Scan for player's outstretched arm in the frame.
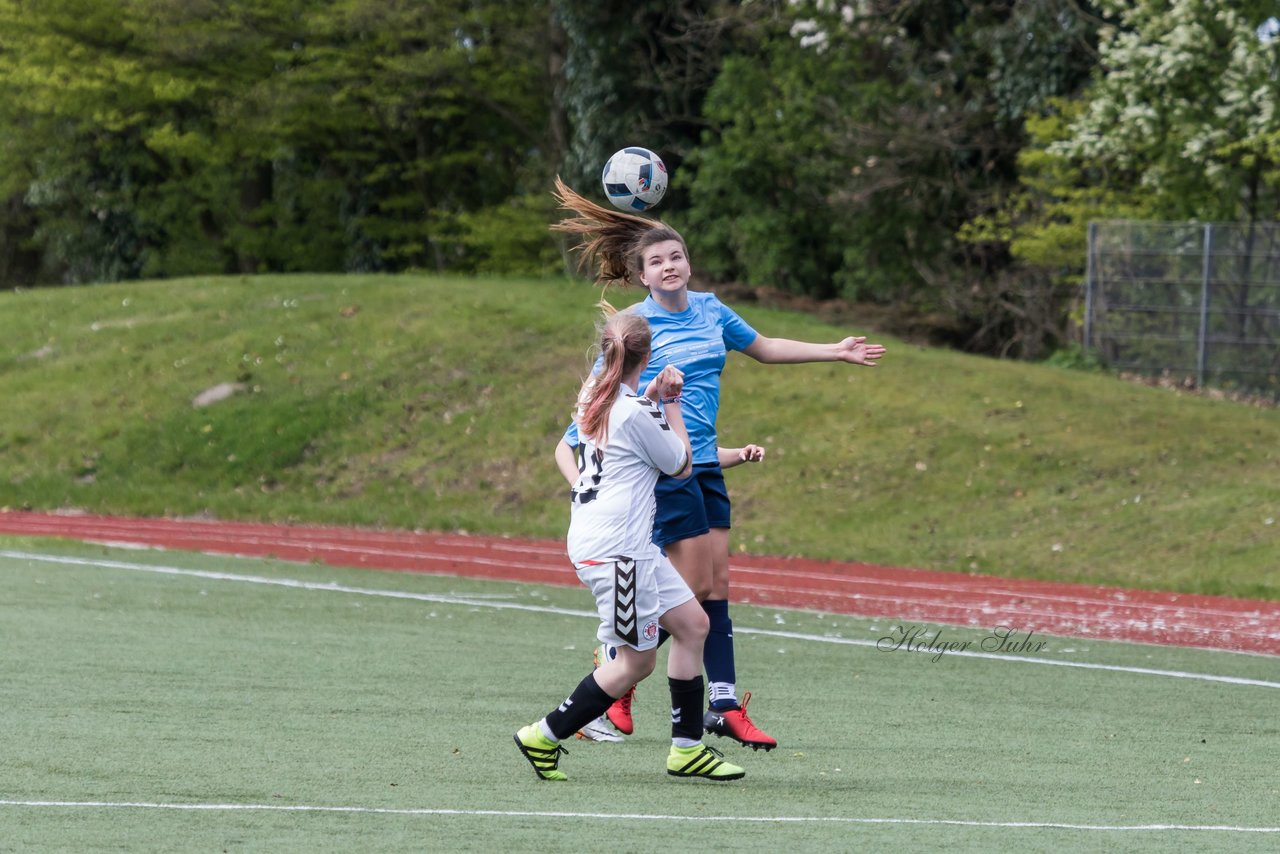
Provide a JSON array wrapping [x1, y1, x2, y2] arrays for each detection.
[[742, 334, 886, 366], [718, 444, 765, 470]]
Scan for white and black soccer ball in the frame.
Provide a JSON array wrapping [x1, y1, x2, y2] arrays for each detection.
[[601, 147, 668, 213]]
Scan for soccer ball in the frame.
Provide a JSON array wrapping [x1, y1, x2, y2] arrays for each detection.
[[601, 147, 668, 212]]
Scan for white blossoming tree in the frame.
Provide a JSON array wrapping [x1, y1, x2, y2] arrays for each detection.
[[1055, 0, 1280, 223]]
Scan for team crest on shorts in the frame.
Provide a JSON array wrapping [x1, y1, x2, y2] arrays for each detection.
[[642, 620, 660, 641]]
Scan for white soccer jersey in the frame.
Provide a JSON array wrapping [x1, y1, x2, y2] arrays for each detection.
[[566, 387, 688, 564]]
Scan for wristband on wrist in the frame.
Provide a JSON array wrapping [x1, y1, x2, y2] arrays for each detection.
[[660, 395, 681, 405]]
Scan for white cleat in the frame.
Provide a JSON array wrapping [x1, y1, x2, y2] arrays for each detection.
[[575, 714, 625, 743]]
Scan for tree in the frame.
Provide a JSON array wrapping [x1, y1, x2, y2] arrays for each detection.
[[681, 3, 923, 300], [0, 0, 162, 282], [1055, 0, 1280, 224], [552, 0, 738, 207], [959, 97, 1155, 356], [0, 0, 555, 285], [681, 0, 1097, 310], [1048, 1, 1280, 350], [277, 0, 553, 272]]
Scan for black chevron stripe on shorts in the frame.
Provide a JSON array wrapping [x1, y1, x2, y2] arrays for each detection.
[[611, 556, 638, 645]]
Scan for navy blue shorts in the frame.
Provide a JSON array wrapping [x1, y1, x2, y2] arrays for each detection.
[[652, 463, 731, 547]]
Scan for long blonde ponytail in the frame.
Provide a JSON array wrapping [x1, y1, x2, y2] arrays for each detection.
[[575, 311, 651, 448]]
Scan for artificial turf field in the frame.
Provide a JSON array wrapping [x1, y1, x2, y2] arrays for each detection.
[[2, 537, 1277, 852]]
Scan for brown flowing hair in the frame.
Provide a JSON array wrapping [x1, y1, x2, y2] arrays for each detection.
[[551, 177, 689, 309], [575, 311, 651, 448]]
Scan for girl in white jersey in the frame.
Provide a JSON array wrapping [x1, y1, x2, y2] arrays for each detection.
[[514, 311, 747, 782], [551, 178, 886, 751]]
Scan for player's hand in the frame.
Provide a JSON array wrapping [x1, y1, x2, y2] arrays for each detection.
[[648, 364, 684, 401], [834, 336, 886, 366], [738, 444, 765, 463], [643, 365, 680, 401]]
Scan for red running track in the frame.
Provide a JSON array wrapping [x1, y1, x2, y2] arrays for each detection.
[[2, 510, 1277, 656]]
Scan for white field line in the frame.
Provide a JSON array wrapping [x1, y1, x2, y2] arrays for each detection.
[[0, 800, 1276, 834], [4, 549, 1278, 691], [44, 522, 1272, 617], [25, 542, 1278, 669], [20, 522, 1280, 632], [19, 517, 1270, 618], [72, 540, 1280, 657], [74, 535, 1279, 644]]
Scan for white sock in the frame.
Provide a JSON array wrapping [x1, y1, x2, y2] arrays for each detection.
[[538, 719, 558, 743], [672, 737, 700, 749], [708, 681, 737, 708]]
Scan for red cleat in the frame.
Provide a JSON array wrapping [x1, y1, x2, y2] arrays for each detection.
[[594, 644, 636, 735], [703, 691, 777, 751], [606, 684, 635, 735]]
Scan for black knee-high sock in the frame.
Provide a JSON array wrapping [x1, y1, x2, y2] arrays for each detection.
[[669, 675, 705, 742], [544, 672, 617, 741]]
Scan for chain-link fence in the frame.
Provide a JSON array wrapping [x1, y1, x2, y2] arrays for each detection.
[[1084, 221, 1280, 398]]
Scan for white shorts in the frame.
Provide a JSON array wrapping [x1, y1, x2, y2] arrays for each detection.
[[574, 554, 695, 651]]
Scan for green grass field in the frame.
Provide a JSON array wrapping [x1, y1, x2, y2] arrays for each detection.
[[3, 537, 1277, 852], [1, 273, 1277, 600]]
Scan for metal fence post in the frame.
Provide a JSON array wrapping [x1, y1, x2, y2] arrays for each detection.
[[1196, 223, 1213, 388], [1084, 221, 1097, 352]]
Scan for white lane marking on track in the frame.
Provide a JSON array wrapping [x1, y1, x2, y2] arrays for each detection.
[[16, 523, 570, 574], [27, 519, 1273, 614], [740, 588, 1280, 650], [4, 549, 1277, 690], [0, 800, 1276, 833], [20, 523, 1280, 638], [61, 534, 1280, 653], [737, 573, 1278, 619]]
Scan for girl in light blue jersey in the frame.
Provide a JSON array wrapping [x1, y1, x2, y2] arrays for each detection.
[[552, 179, 886, 750]]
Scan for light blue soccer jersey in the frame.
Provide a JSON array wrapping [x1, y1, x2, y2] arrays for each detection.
[[564, 291, 758, 465]]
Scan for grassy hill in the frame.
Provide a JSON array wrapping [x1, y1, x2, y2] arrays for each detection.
[[1, 273, 1277, 599]]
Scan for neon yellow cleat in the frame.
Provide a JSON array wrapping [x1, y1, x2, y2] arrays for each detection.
[[666, 743, 745, 781], [514, 724, 568, 781]]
